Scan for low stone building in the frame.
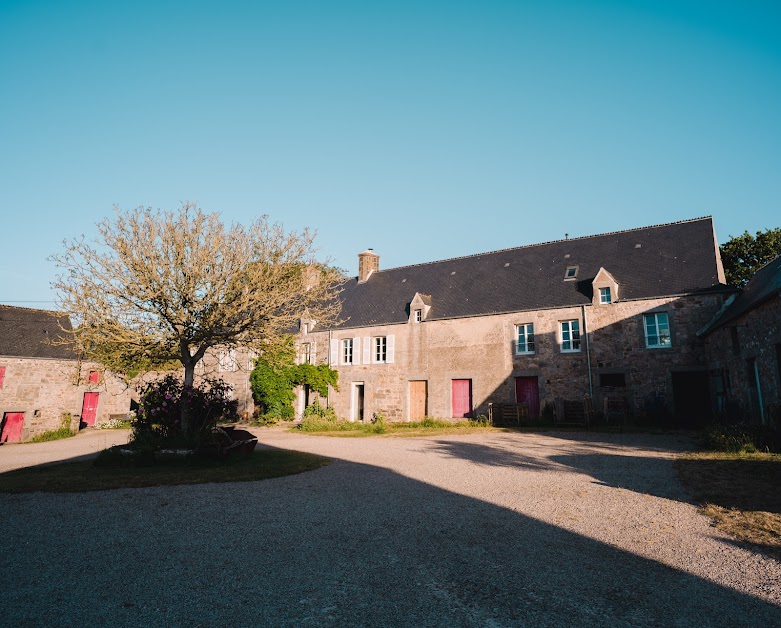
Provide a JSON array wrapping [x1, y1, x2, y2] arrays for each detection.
[[699, 254, 781, 424], [296, 217, 731, 427], [0, 306, 131, 442]]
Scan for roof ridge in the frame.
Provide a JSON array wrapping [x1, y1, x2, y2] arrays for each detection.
[[0, 304, 62, 316], [375, 216, 714, 273]]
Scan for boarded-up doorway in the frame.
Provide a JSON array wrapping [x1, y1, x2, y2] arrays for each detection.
[[409, 381, 428, 420], [515, 376, 540, 418], [452, 379, 472, 418], [81, 392, 100, 427], [1, 412, 25, 443]]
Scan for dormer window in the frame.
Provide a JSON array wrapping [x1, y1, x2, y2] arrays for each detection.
[[408, 293, 432, 323], [592, 267, 619, 306], [564, 266, 578, 280]]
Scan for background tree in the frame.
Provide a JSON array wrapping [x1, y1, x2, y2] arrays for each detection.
[[720, 228, 781, 287], [51, 203, 343, 432]]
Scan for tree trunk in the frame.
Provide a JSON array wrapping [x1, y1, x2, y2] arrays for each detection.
[[181, 354, 196, 437]]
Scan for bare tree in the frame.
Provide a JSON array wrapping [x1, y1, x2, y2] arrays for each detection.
[[51, 203, 343, 431]]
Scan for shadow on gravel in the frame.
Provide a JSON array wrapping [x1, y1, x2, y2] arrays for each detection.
[[427, 439, 691, 503], [541, 430, 698, 453], [549, 453, 691, 502], [426, 439, 561, 472], [1, 446, 779, 626]]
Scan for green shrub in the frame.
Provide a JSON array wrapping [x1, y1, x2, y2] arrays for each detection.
[[132, 375, 239, 450], [29, 427, 75, 443], [420, 417, 451, 428], [299, 401, 346, 432], [705, 423, 781, 454], [372, 412, 387, 434]]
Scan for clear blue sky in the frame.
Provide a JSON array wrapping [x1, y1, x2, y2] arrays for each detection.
[[1, 0, 779, 307]]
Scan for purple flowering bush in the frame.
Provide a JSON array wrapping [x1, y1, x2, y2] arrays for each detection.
[[132, 374, 239, 450]]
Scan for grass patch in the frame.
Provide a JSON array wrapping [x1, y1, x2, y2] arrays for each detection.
[[0, 448, 330, 493], [297, 416, 495, 437], [28, 427, 75, 443], [675, 451, 781, 559]]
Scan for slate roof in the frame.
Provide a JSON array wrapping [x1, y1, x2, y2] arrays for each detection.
[[699, 254, 781, 335], [332, 217, 726, 330], [0, 306, 77, 359]]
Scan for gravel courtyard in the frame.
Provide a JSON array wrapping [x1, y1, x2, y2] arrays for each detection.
[[1, 430, 780, 626]]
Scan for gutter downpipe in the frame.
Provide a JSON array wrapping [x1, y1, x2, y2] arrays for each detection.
[[582, 305, 594, 401], [327, 330, 333, 409]]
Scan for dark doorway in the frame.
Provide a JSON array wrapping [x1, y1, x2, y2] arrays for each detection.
[[353, 383, 365, 422], [671, 371, 712, 427]]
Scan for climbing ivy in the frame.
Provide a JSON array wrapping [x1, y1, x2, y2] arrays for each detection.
[[249, 337, 339, 420]]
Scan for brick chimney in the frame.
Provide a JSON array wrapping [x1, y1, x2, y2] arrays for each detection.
[[358, 249, 379, 283]]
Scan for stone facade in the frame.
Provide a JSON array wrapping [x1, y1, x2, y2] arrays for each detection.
[[300, 292, 726, 425], [703, 297, 781, 424], [0, 357, 132, 441]]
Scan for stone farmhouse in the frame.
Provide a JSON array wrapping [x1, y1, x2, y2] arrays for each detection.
[[0, 306, 131, 442], [700, 254, 781, 424], [295, 217, 733, 427]]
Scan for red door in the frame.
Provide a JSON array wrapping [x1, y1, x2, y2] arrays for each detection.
[[515, 377, 540, 418], [81, 392, 100, 426], [452, 379, 472, 418], [1, 412, 25, 443]]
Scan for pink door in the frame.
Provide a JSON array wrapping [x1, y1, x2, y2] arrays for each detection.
[[515, 377, 540, 418], [1, 412, 25, 443], [452, 379, 472, 418], [81, 392, 100, 426]]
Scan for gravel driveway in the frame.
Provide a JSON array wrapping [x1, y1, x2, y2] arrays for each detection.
[[1, 430, 779, 626]]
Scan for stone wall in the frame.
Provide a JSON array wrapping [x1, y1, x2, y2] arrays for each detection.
[[304, 292, 725, 425], [0, 357, 132, 441], [703, 297, 781, 424]]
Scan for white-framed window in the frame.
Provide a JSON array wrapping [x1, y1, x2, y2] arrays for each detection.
[[644, 313, 671, 348], [599, 287, 612, 304], [564, 266, 578, 280], [414, 309, 422, 323], [560, 320, 581, 352], [515, 323, 535, 354], [342, 338, 354, 365], [218, 349, 237, 372], [301, 342, 312, 364], [374, 336, 387, 363]]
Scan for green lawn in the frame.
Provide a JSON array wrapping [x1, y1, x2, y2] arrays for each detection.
[[0, 448, 330, 493]]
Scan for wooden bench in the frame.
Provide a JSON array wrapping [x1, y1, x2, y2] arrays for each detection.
[[488, 402, 529, 426]]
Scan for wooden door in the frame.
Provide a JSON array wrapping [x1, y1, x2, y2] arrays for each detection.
[[409, 381, 427, 420], [452, 379, 472, 418], [515, 377, 540, 418], [1, 412, 25, 443], [81, 392, 100, 426]]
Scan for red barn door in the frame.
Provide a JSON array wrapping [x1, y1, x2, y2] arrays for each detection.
[[81, 392, 100, 426], [452, 379, 472, 418], [1, 412, 25, 443], [515, 377, 540, 418]]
